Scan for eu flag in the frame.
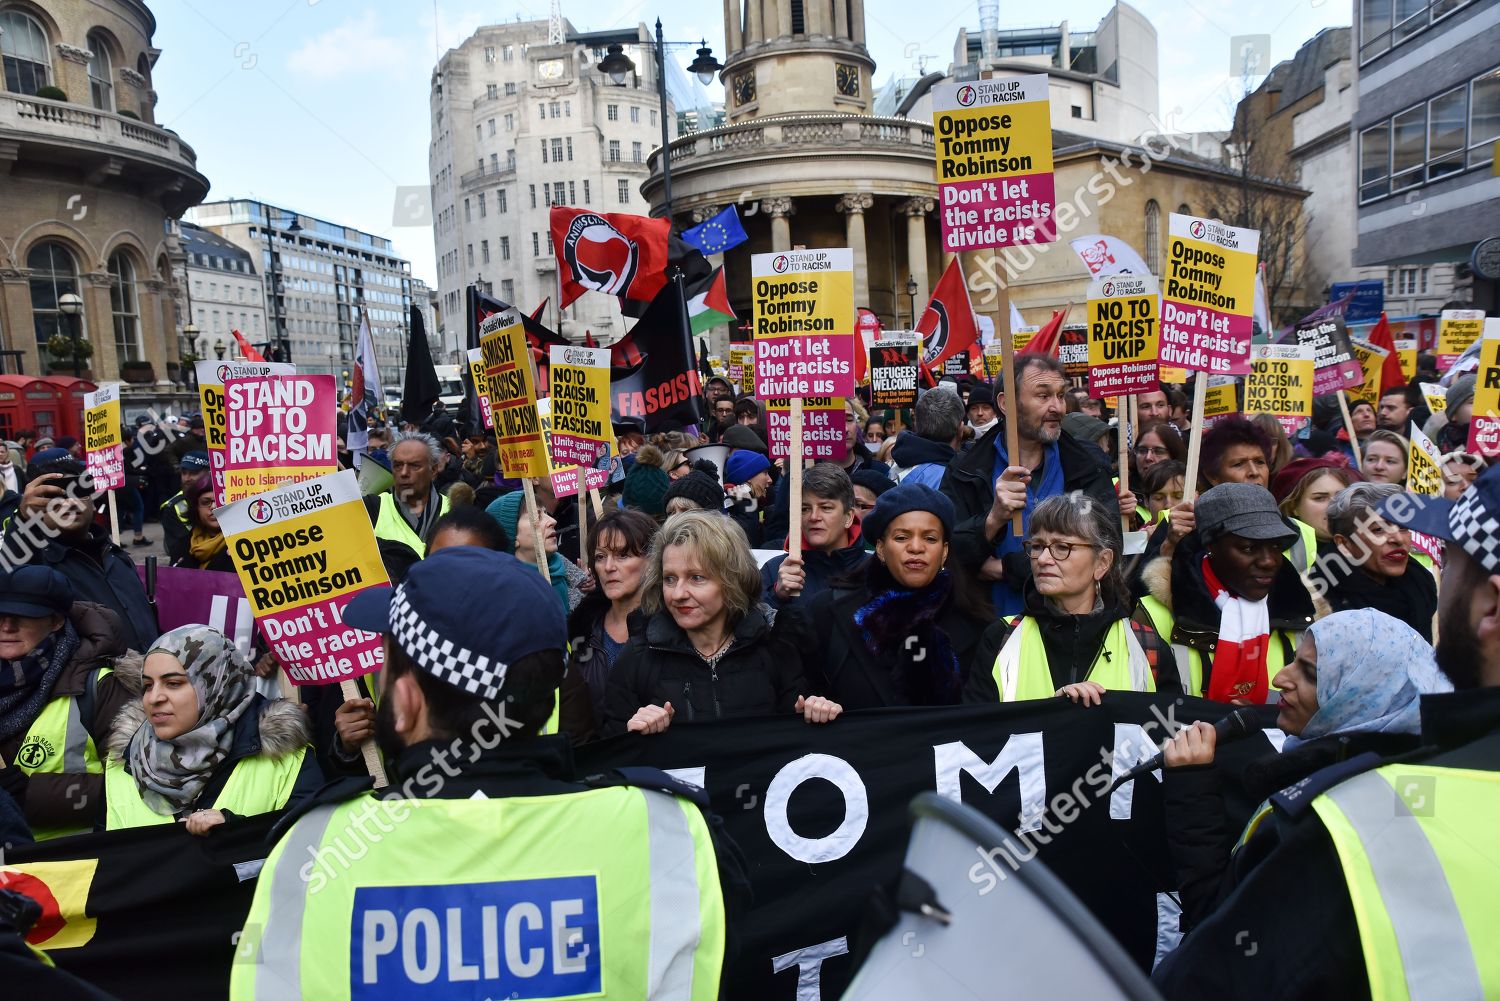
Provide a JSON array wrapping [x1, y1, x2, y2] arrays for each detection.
[[681, 205, 748, 255]]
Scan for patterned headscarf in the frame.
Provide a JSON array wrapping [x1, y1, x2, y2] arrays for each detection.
[[125, 625, 257, 816], [1292, 609, 1451, 745]]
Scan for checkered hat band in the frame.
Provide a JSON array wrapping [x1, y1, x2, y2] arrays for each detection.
[[388, 585, 507, 699], [1451, 490, 1500, 574]]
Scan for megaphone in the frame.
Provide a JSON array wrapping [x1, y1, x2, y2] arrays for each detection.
[[357, 451, 393, 496], [684, 444, 729, 486]]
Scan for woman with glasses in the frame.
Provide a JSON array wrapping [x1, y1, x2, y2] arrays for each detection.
[[1133, 422, 1186, 476], [966, 492, 1178, 704]]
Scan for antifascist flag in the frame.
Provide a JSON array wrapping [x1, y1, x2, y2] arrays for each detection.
[[686, 266, 736, 336], [681, 205, 748, 256], [550, 207, 670, 309], [400, 303, 442, 427], [611, 273, 704, 432], [1364, 312, 1408, 396], [918, 257, 981, 371]]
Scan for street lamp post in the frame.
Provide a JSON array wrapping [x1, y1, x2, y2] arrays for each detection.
[[183, 321, 200, 388], [213, 339, 226, 361], [597, 24, 721, 223], [57, 292, 84, 378], [904, 277, 920, 330], [260, 204, 302, 364]]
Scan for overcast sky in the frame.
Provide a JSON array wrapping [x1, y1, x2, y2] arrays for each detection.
[[150, 0, 1347, 290]]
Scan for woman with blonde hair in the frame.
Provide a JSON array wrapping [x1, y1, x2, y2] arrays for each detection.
[[1361, 429, 1409, 485], [602, 511, 839, 734]]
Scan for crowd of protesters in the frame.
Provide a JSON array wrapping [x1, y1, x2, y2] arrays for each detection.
[[0, 349, 1495, 1001]]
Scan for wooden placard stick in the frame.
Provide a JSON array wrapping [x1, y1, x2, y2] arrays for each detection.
[[1182, 378, 1209, 505], [1118, 394, 1132, 537], [987, 250, 1025, 536], [789, 397, 804, 562], [107, 490, 120, 547], [521, 477, 552, 585], [339, 678, 388, 788], [1337, 390, 1364, 473], [578, 479, 589, 569]]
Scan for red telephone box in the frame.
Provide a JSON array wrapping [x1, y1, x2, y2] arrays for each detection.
[[0, 375, 65, 443], [38, 376, 98, 442]]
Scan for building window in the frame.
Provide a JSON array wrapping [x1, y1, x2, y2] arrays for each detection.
[[505, 81, 516, 95], [28, 242, 80, 360], [540, 139, 548, 163], [497, 188, 508, 213], [1177, 203, 1191, 217], [464, 198, 472, 222], [505, 112, 514, 131], [549, 101, 560, 118], [1143, 200, 1161, 276], [467, 245, 474, 267], [552, 138, 563, 161], [1470, 67, 1500, 168], [568, 180, 575, 203], [530, 184, 537, 208], [607, 104, 619, 121], [538, 102, 545, 120], [608, 140, 621, 161], [543, 184, 552, 207], [566, 137, 573, 160], [500, 236, 511, 260], [632, 141, 643, 163], [630, 106, 640, 123], [481, 240, 490, 264], [650, 109, 656, 125], [501, 279, 514, 301], [503, 44, 514, 62], [507, 149, 516, 169], [1428, 85, 1467, 179], [565, 100, 571, 117], [488, 118, 496, 136], [583, 180, 591, 204], [490, 152, 500, 171], [618, 179, 630, 204], [532, 233, 540, 256], [1359, 0, 1475, 63], [484, 46, 496, 63], [1, 10, 52, 95], [476, 124, 483, 142], [546, 233, 553, 254], [487, 83, 498, 99], [478, 193, 487, 217], [1359, 123, 1391, 201], [86, 32, 114, 111]]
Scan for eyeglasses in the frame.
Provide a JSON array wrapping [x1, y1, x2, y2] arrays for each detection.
[[1135, 446, 1170, 457], [1022, 540, 1098, 561]]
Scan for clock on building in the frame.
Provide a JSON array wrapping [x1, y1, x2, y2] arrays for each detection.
[[836, 63, 859, 98], [732, 72, 756, 106], [537, 58, 565, 80]]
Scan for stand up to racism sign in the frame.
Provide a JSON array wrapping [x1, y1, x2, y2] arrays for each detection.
[[1160, 213, 1259, 376]]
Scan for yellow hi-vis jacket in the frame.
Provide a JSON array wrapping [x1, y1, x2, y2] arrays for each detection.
[[12, 667, 110, 840], [103, 748, 308, 829], [372, 492, 450, 557], [990, 616, 1156, 701]]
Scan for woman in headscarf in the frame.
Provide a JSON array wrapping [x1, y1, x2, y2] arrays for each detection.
[[1161, 608, 1446, 930], [172, 474, 233, 571], [104, 625, 321, 834]]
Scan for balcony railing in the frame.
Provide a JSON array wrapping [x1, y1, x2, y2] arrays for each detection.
[[0, 95, 199, 170], [647, 113, 935, 177], [459, 162, 517, 187]]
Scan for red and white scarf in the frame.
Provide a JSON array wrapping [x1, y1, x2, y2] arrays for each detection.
[[1200, 556, 1271, 704]]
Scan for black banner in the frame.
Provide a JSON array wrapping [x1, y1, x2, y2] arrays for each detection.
[[610, 275, 704, 432], [6, 696, 1272, 1000]]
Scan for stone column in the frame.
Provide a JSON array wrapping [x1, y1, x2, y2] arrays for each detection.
[[139, 278, 170, 379], [849, 0, 866, 44], [776, 0, 792, 37], [85, 272, 119, 381], [837, 192, 874, 308], [834, 0, 848, 39], [765, 197, 795, 251], [746, 0, 762, 45], [725, 0, 743, 51], [899, 197, 935, 315]]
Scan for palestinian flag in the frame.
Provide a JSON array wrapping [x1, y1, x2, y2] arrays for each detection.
[[686, 267, 735, 336]]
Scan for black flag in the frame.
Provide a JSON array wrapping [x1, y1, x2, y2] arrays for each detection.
[[399, 303, 441, 425], [610, 272, 705, 432]]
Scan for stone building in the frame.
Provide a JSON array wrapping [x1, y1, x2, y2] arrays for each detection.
[[176, 221, 266, 363], [0, 0, 207, 400]]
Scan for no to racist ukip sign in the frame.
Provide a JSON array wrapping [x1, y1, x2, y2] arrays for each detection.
[[932, 75, 1055, 251], [1244, 343, 1314, 437], [546, 345, 611, 466], [222, 373, 337, 503], [1160, 214, 1260, 376], [197, 360, 295, 505], [218, 470, 388, 685], [751, 249, 855, 400], [480, 308, 549, 478], [1086, 275, 1160, 396], [82, 383, 123, 491]]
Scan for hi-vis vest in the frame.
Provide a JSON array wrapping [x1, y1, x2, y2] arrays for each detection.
[[102, 748, 308, 830], [1310, 764, 1500, 1000], [230, 786, 726, 1001], [990, 617, 1155, 701], [1285, 518, 1318, 574], [1135, 597, 1298, 699], [372, 492, 450, 557], [12, 667, 110, 840]]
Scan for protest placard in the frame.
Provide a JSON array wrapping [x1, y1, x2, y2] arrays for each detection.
[[480, 308, 549, 478], [1159, 214, 1260, 376], [546, 345, 611, 466], [218, 470, 387, 685], [82, 383, 123, 491], [465, 347, 492, 429], [984, 343, 1005, 377], [1202, 376, 1239, 428], [751, 249, 855, 399], [1395, 337, 1417, 381], [765, 397, 846, 461], [1467, 320, 1500, 457], [1421, 382, 1448, 414], [197, 360, 295, 505], [1285, 314, 1362, 395], [943, 350, 972, 377], [728, 345, 755, 395], [1011, 325, 1039, 353], [1407, 422, 1447, 565], [869, 337, 920, 409], [931, 75, 1055, 252], [1086, 275, 1159, 396], [1437, 308, 1485, 368], [1329, 279, 1384, 324], [1159, 366, 1189, 384], [222, 373, 337, 503], [535, 397, 613, 499], [1348, 337, 1390, 406], [1244, 344, 1314, 437]]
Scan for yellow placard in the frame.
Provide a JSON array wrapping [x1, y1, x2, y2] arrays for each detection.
[[1086, 275, 1160, 396], [1394, 338, 1417, 382], [1244, 344, 1314, 426], [934, 94, 1055, 184], [1407, 423, 1444, 496], [1159, 366, 1189, 384], [1437, 309, 1485, 361], [547, 345, 612, 467], [1421, 382, 1448, 414], [466, 347, 492, 430], [1347, 337, 1390, 406], [480, 310, 548, 478], [751, 249, 856, 398], [1203, 377, 1238, 422], [728, 345, 755, 395]]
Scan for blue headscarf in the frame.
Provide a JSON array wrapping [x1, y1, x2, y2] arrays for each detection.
[[1288, 609, 1450, 747]]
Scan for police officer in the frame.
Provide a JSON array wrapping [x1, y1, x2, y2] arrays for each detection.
[[1154, 466, 1500, 999], [160, 450, 210, 565], [231, 547, 736, 1000]]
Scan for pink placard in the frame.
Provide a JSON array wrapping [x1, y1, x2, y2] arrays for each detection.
[[549, 465, 611, 499], [938, 175, 1058, 252], [1160, 305, 1255, 377], [765, 402, 847, 461]]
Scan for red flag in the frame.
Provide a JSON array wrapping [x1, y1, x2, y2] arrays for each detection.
[[1364, 312, 1407, 394], [230, 329, 264, 362], [917, 258, 980, 372], [530, 298, 549, 322], [1022, 309, 1067, 357], [549, 207, 670, 309], [854, 309, 882, 384], [584, 331, 597, 348], [609, 330, 643, 369]]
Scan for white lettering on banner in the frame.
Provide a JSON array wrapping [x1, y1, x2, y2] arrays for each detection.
[[772, 937, 850, 1001], [764, 754, 869, 863], [933, 735, 1046, 833], [1108, 723, 1161, 821]]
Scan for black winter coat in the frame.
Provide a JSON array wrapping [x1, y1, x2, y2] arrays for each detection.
[[940, 420, 1119, 577], [601, 604, 805, 735], [1306, 556, 1438, 641]]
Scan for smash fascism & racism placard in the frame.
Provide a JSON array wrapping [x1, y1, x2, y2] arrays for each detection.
[[480, 308, 549, 478]]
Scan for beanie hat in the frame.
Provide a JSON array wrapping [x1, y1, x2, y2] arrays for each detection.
[[725, 450, 771, 485], [850, 469, 896, 500], [663, 470, 726, 511], [721, 424, 768, 454], [861, 483, 955, 542], [485, 490, 524, 555], [621, 445, 670, 516], [1269, 455, 1355, 505], [966, 385, 995, 410], [1446, 373, 1477, 415]]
